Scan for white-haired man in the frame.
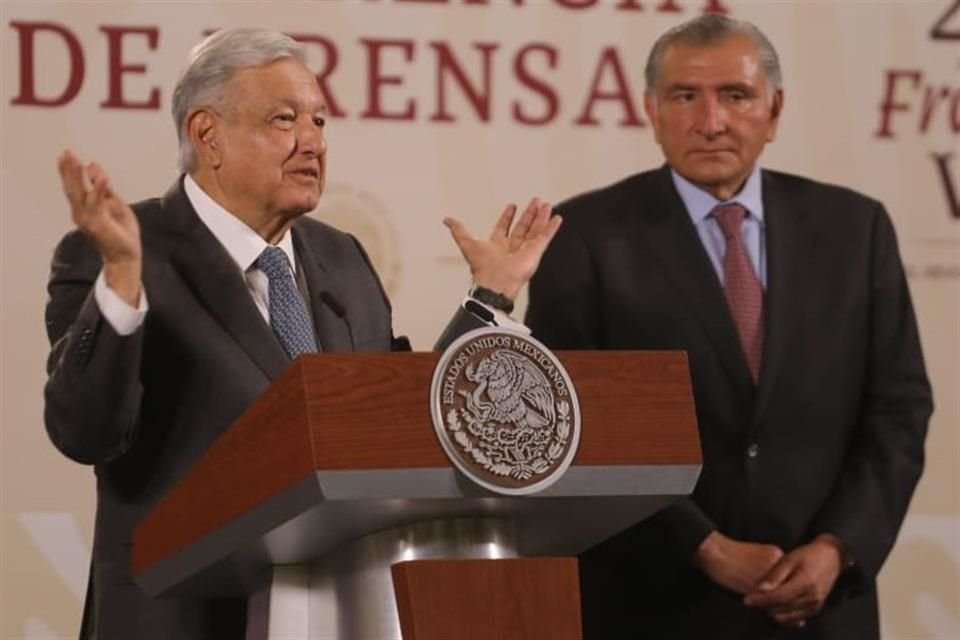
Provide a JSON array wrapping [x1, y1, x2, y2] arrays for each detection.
[[45, 28, 558, 638]]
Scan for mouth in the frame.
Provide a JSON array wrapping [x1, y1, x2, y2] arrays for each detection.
[[690, 148, 735, 155], [289, 167, 321, 181]]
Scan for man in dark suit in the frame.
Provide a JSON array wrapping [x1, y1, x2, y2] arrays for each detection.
[[44, 27, 559, 639], [526, 14, 932, 640]]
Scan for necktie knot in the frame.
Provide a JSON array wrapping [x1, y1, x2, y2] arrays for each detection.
[[712, 203, 747, 240], [255, 246, 293, 281]]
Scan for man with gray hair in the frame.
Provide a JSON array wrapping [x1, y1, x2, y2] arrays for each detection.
[[526, 13, 931, 639], [45, 27, 559, 638]]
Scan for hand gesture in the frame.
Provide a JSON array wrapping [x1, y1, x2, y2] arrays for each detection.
[[694, 530, 784, 595], [743, 534, 845, 629], [443, 197, 561, 302], [58, 150, 142, 305]]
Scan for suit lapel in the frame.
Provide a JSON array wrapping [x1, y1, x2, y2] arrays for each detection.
[[633, 167, 755, 402], [161, 181, 290, 380], [292, 224, 355, 352], [752, 172, 815, 426]]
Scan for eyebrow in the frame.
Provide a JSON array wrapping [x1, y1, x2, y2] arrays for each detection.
[[717, 83, 756, 93], [664, 82, 756, 94], [269, 98, 327, 113]]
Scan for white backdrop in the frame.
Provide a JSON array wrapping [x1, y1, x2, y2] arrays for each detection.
[[1, 1, 958, 638]]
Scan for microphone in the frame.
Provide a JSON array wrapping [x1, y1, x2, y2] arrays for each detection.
[[391, 336, 412, 352]]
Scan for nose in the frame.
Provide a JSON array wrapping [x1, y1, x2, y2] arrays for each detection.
[[297, 117, 326, 158], [694, 95, 726, 138]]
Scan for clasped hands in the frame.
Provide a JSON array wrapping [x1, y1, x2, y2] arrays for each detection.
[[694, 530, 846, 629]]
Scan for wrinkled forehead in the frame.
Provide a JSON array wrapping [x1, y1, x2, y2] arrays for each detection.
[[223, 59, 326, 111], [657, 35, 767, 88]]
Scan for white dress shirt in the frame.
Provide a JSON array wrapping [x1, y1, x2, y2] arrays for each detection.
[[95, 174, 297, 335]]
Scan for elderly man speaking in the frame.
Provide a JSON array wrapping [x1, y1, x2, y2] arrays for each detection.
[[44, 28, 559, 639]]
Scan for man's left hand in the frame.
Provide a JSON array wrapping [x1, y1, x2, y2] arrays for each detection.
[[444, 198, 561, 302], [743, 534, 846, 628]]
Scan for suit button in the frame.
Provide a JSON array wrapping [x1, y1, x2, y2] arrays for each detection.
[[746, 443, 759, 459]]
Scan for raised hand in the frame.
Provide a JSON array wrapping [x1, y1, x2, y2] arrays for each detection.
[[443, 197, 562, 303], [58, 150, 142, 305]]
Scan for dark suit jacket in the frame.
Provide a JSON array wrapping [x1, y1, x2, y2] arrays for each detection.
[[526, 166, 932, 640], [43, 178, 482, 639]]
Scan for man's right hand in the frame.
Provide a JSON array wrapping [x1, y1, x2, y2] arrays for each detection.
[[58, 150, 142, 307], [694, 530, 784, 595]]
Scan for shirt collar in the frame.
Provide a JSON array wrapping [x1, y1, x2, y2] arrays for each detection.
[[671, 165, 765, 225], [183, 174, 296, 272]]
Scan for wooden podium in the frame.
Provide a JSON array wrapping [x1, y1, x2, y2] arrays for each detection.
[[132, 350, 700, 639]]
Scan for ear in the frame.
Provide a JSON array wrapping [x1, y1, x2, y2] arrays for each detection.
[[186, 108, 221, 169], [766, 88, 784, 142], [643, 91, 662, 144]]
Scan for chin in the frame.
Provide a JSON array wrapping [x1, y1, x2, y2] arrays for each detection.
[[685, 166, 740, 188], [283, 192, 322, 214]]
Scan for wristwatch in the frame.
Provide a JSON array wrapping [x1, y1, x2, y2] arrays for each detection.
[[468, 284, 514, 314]]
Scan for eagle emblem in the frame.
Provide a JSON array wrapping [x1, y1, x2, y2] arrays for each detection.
[[430, 328, 581, 495]]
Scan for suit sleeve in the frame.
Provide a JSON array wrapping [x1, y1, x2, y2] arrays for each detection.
[[809, 205, 932, 582], [44, 230, 145, 465]]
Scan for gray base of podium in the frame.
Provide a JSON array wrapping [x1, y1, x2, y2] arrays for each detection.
[[246, 518, 517, 640]]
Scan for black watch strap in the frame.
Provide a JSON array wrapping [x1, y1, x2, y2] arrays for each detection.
[[469, 285, 514, 314]]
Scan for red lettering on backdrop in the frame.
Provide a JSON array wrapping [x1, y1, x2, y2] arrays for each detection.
[[931, 153, 960, 218], [290, 34, 347, 117], [574, 47, 644, 127], [100, 26, 160, 109], [875, 70, 922, 138], [512, 43, 559, 126], [653, 0, 729, 13], [430, 42, 498, 122], [702, 0, 730, 12], [953, 91, 960, 131], [555, 0, 599, 9], [9, 21, 84, 107], [360, 38, 417, 120], [371, 0, 727, 9], [919, 84, 959, 133]]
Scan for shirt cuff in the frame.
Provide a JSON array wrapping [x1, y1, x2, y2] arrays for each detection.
[[94, 270, 148, 336], [464, 296, 530, 335]]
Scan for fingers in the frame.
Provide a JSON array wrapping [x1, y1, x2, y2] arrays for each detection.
[[772, 608, 813, 627], [508, 197, 542, 242], [755, 552, 799, 593], [490, 204, 517, 241], [443, 217, 474, 254], [58, 150, 89, 213], [528, 199, 553, 235], [530, 213, 563, 250], [87, 161, 113, 201]]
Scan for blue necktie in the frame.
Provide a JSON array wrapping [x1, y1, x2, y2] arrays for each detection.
[[255, 246, 317, 359]]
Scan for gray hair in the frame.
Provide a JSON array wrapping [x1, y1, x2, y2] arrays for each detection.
[[644, 14, 782, 93], [172, 28, 307, 173]]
